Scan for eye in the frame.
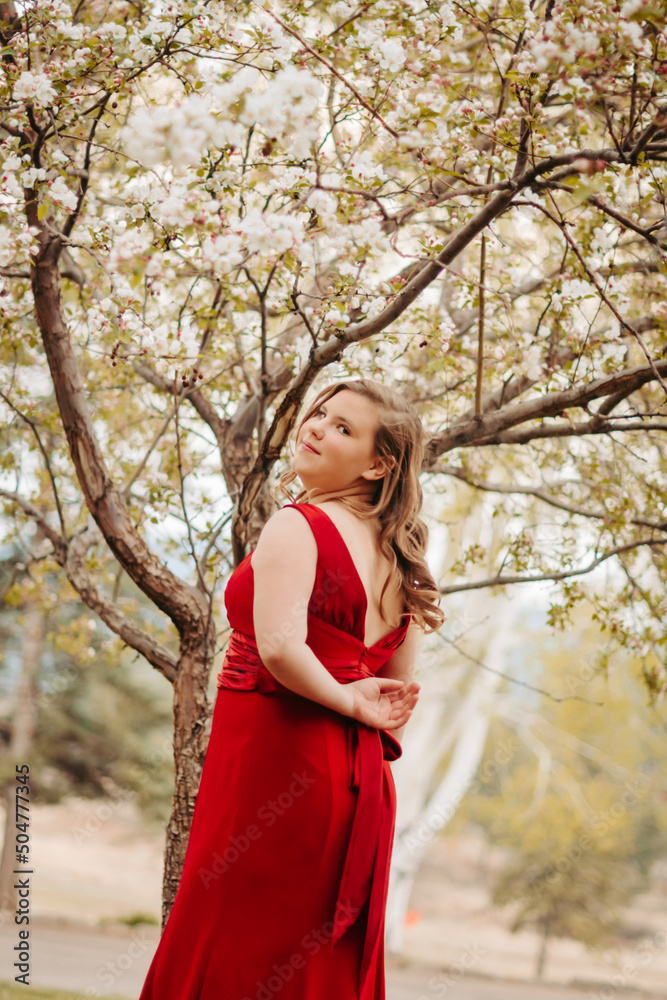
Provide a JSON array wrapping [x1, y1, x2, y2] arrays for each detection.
[[316, 408, 349, 434]]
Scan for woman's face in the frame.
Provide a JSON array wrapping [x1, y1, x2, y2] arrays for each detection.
[[293, 389, 390, 492]]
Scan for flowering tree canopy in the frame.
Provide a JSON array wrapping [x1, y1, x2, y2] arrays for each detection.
[[1, 0, 666, 918]]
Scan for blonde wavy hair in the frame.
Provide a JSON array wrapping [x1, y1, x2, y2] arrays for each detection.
[[275, 379, 445, 634]]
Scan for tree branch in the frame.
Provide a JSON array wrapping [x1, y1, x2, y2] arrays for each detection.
[[521, 197, 667, 402], [0, 489, 66, 558], [231, 138, 667, 555], [434, 465, 667, 532], [460, 418, 667, 447], [261, 6, 399, 141], [0, 490, 178, 680], [440, 539, 665, 596], [0, 390, 68, 539], [65, 519, 178, 681], [437, 632, 602, 705], [27, 224, 208, 638], [425, 359, 667, 459]]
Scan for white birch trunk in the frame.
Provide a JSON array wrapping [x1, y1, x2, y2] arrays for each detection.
[[385, 598, 516, 952]]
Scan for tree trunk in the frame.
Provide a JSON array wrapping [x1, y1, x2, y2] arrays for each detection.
[[385, 664, 500, 951], [385, 591, 516, 952], [535, 922, 550, 980], [160, 625, 216, 929], [28, 222, 215, 923], [0, 605, 43, 913]]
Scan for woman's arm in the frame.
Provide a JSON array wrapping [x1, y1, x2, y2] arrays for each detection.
[[252, 507, 355, 716], [374, 620, 419, 744], [252, 507, 418, 729]]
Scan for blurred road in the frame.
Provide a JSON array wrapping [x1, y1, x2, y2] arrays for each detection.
[[0, 918, 658, 999]]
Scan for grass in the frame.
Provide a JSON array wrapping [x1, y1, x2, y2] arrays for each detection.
[[0, 982, 127, 999]]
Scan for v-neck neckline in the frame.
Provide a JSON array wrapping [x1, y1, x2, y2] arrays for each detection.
[[307, 503, 408, 650]]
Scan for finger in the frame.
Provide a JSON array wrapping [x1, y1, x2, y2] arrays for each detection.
[[387, 700, 415, 724], [383, 680, 419, 702], [391, 687, 419, 709], [375, 678, 405, 692]]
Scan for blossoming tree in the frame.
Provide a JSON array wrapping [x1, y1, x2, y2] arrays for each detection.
[[1, 0, 666, 921]]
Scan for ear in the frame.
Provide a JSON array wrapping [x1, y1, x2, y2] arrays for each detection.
[[362, 454, 396, 481]]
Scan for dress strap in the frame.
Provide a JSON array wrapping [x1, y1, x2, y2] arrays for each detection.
[[281, 501, 340, 549]]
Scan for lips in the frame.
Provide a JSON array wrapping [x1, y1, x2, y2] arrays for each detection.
[[301, 440, 319, 454]]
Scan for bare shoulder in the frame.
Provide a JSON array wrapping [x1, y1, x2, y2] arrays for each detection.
[[317, 500, 378, 539], [253, 506, 317, 562]]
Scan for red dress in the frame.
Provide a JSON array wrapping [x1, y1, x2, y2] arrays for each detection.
[[139, 502, 411, 1000]]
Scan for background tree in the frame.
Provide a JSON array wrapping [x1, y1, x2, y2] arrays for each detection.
[[1, 0, 666, 924], [0, 551, 174, 910], [454, 618, 666, 979]]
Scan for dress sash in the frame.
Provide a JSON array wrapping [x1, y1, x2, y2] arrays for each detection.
[[216, 621, 402, 994]]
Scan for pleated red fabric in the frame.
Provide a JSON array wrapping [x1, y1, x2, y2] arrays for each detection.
[[139, 502, 411, 1000]]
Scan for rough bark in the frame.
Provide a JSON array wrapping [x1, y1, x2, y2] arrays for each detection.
[[161, 621, 215, 929], [28, 222, 215, 923]]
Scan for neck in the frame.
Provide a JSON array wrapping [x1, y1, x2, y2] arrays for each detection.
[[303, 482, 376, 506]]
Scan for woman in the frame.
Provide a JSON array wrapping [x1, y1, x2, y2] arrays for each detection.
[[139, 379, 444, 1000]]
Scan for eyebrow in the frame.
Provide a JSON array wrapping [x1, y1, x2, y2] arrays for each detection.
[[320, 402, 356, 431]]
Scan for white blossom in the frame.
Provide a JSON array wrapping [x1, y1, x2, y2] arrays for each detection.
[[236, 209, 306, 255], [306, 190, 338, 223], [330, 1, 355, 17], [49, 176, 77, 211], [523, 344, 543, 381], [96, 23, 127, 40], [124, 66, 322, 168], [601, 342, 626, 364], [375, 37, 406, 73], [0, 226, 16, 267], [152, 189, 195, 229], [19, 167, 47, 189], [356, 23, 382, 48], [620, 0, 651, 17], [438, 1, 464, 40], [438, 314, 456, 350], [348, 150, 386, 183], [561, 278, 595, 300], [53, 20, 85, 41], [123, 96, 226, 168], [201, 233, 244, 270], [13, 71, 57, 108]]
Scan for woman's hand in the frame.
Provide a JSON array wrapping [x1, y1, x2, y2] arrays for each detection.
[[344, 677, 420, 731]]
